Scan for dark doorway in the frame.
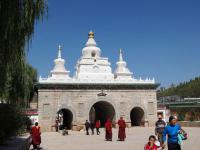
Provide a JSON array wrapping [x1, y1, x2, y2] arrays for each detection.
[[57, 109, 73, 129], [89, 101, 115, 127], [130, 107, 144, 126]]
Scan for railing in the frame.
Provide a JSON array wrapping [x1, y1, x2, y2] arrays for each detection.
[[158, 98, 200, 105]]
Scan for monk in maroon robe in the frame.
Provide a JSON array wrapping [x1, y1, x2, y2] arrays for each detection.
[[30, 122, 41, 149], [105, 118, 112, 141], [118, 117, 126, 141]]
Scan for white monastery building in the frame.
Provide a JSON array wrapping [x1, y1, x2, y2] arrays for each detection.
[[37, 31, 159, 131]]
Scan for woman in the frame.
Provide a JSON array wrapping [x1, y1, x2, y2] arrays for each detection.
[[162, 116, 181, 150], [144, 135, 158, 150]]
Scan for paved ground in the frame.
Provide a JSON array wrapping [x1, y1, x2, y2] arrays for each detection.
[[37, 127, 199, 150]]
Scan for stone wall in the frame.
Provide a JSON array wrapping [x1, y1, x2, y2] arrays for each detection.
[[170, 108, 200, 121], [178, 121, 200, 127], [38, 89, 157, 132]]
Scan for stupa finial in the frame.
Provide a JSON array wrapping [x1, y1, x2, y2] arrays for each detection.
[[88, 30, 94, 38], [58, 44, 62, 58], [119, 49, 123, 61]]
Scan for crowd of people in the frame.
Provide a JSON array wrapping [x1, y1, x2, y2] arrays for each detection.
[[144, 115, 187, 150], [84, 117, 126, 141], [29, 115, 187, 150]]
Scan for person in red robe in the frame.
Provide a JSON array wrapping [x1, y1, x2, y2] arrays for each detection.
[[30, 122, 41, 150], [105, 118, 112, 141], [95, 120, 101, 135], [117, 117, 126, 141]]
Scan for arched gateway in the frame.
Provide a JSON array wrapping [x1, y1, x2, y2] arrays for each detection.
[[57, 109, 73, 129], [89, 101, 115, 127], [130, 107, 145, 126], [37, 31, 158, 131]]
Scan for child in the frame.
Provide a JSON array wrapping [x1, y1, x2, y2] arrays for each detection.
[[144, 135, 158, 150]]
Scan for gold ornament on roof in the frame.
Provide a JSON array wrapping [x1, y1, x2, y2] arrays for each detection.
[[88, 30, 94, 38]]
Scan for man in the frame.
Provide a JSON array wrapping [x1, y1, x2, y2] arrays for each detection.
[[162, 116, 181, 150], [90, 121, 95, 135], [85, 120, 90, 135], [30, 122, 41, 150], [155, 114, 166, 145], [117, 117, 126, 141], [105, 118, 112, 141]]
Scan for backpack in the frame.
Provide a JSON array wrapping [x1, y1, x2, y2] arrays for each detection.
[[179, 129, 188, 140]]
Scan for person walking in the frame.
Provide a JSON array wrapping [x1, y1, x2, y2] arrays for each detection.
[[117, 117, 126, 141], [95, 120, 101, 135], [105, 118, 112, 141], [155, 114, 166, 145], [162, 116, 181, 150], [90, 121, 95, 135], [85, 120, 90, 135], [30, 122, 41, 150]]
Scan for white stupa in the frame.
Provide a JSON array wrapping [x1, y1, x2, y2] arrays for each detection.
[[74, 31, 114, 82], [40, 45, 71, 82], [39, 31, 155, 84], [114, 49, 133, 81]]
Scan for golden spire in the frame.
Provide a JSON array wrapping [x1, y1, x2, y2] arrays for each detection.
[[88, 30, 94, 38]]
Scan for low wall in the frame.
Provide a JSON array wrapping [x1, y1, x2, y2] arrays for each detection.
[[0, 135, 31, 150], [178, 121, 200, 127]]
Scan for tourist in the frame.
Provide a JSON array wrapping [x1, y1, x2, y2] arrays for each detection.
[[105, 118, 112, 141], [117, 117, 126, 141], [85, 120, 90, 135], [155, 114, 166, 145], [95, 120, 101, 135], [90, 121, 95, 135], [30, 122, 41, 150], [162, 116, 181, 150], [144, 135, 158, 150]]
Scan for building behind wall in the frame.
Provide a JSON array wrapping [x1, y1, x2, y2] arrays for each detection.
[[37, 31, 159, 131]]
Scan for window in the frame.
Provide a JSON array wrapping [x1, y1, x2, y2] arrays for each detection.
[[91, 51, 96, 57], [43, 103, 50, 118], [148, 102, 154, 115]]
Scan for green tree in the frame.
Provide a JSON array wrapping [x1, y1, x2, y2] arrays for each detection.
[[0, 0, 47, 106], [158, 77, 200, 98]]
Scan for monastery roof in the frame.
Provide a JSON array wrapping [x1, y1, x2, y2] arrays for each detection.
[[39, 31, 157, 87]]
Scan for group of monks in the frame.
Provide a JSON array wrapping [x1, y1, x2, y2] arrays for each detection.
[[29, 117, 126, 149], [105, 117, 126, 141]]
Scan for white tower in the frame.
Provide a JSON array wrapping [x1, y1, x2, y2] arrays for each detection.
[[74, 31, 114, 82], [49, 45, 71, 79], [114, 49, 133, 80]]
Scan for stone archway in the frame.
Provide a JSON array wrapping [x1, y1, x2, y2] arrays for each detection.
[[89, 101, 116, 127], [57, 108, 73, 129], [130, 107, 145, 126]]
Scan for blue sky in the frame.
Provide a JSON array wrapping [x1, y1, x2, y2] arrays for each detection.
[[28, 0, 200, 87]]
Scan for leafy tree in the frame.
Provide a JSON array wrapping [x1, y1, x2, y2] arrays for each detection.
[[0, 0, 47, 106]]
